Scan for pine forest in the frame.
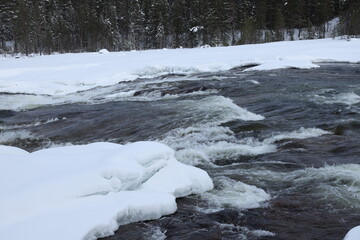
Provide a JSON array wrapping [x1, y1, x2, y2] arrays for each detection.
[[0, 0, 359, 55]]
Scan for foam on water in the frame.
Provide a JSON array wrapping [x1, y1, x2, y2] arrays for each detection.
[[248, 229, 276, 238], [105, 90, 136, 99], [217, 224, 275, 240], [112, 88, 218, 102], [0, 127, 72, 151], [285, 164, 360, 207], [160, 96, 270, 165], [170, 135, 276, 166], [246, 80, 261, 85], [147, 226, 167, 240], [313, 91, 360, 105], [0, 118, 61, 130], [0, 94, 61, 110], [0, 80, 219, 111], [0, 90, 117, 110], [0, 130, 36, 144], [263, 127, 331, 143], [160, 95, 330, 166], [163, 125, 329, 166], [224, 164, 360, 208], [190, 96, 265, 123], [201, 176, 270, 210]]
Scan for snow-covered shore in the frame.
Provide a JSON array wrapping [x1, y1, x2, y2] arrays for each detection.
[[0, 142, 213, 240], [0, 38, 359, 96]]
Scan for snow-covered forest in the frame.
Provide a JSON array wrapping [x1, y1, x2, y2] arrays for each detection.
[[0, 0, 359, 55]]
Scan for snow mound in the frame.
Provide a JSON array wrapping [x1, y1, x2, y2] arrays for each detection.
[[0, 141, 213, 240], [99, 49, 109, 54], [344, 226, 360, 240]]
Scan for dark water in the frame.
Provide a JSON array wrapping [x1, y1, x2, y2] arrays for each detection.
[[1, 64, 360, 239]]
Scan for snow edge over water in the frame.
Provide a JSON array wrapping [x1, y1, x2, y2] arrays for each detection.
[[0, 141, 213, 240]]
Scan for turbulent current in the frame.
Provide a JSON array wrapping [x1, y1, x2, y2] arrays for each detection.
[[1, 63, 360, 239]]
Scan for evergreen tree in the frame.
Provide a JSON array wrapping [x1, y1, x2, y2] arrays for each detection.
[[223, 0, 239, 45], [188, 0, 206, 46], [339, 0, 360, 36], [0, 0, 16, 54], [172, 0, 187, 47], [274, 5, 285, 41], [0, 0, 357, 55], [13, 0, 32, 55]]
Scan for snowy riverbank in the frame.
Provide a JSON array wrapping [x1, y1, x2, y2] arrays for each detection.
[[0, 38, 359, 96]]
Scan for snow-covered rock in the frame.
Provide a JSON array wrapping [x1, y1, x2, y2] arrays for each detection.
[[99, 49, 109, 54], [0, 141, 213, 240]]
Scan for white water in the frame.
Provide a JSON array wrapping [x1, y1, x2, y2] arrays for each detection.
[[0, 130, 37, 144], [160, 95, 268, 165], [159, 95, 333, 217], [313, 91, 360, 105], [201, 176, 270, 209], [0, 78, 219, 111], [0, 118, 61, 130], [222, 163, 360, 208]]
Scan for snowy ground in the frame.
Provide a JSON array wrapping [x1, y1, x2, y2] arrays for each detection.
[[0, 38, 359, 97]]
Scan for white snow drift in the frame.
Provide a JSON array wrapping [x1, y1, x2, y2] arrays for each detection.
[[0, 142, 213, 240], [0, 38, 359, 96], [345, 226, 360, 240]]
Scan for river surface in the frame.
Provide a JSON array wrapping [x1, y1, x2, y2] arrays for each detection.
[[1, 64, 360, 239]]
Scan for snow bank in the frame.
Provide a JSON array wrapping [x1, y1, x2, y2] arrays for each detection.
[[0, 38, 359, 96], [344, 226, 360, 240], [99, 49, 109, 54], [0, 141, 213, 240]]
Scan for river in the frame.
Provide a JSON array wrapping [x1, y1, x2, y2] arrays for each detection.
[[1, 63, 359, 239]]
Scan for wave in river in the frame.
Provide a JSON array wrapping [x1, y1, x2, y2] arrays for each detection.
[[313, 91, 360, 105], [162, 124, 330, 166], [201, 176, 270, 210], [223, 163, 360, 209], [0, 81, 218, 111], [161, 95, 329, 166]]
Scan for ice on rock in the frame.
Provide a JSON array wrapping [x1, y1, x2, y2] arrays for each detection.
[[0, 141, 213, 240]]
